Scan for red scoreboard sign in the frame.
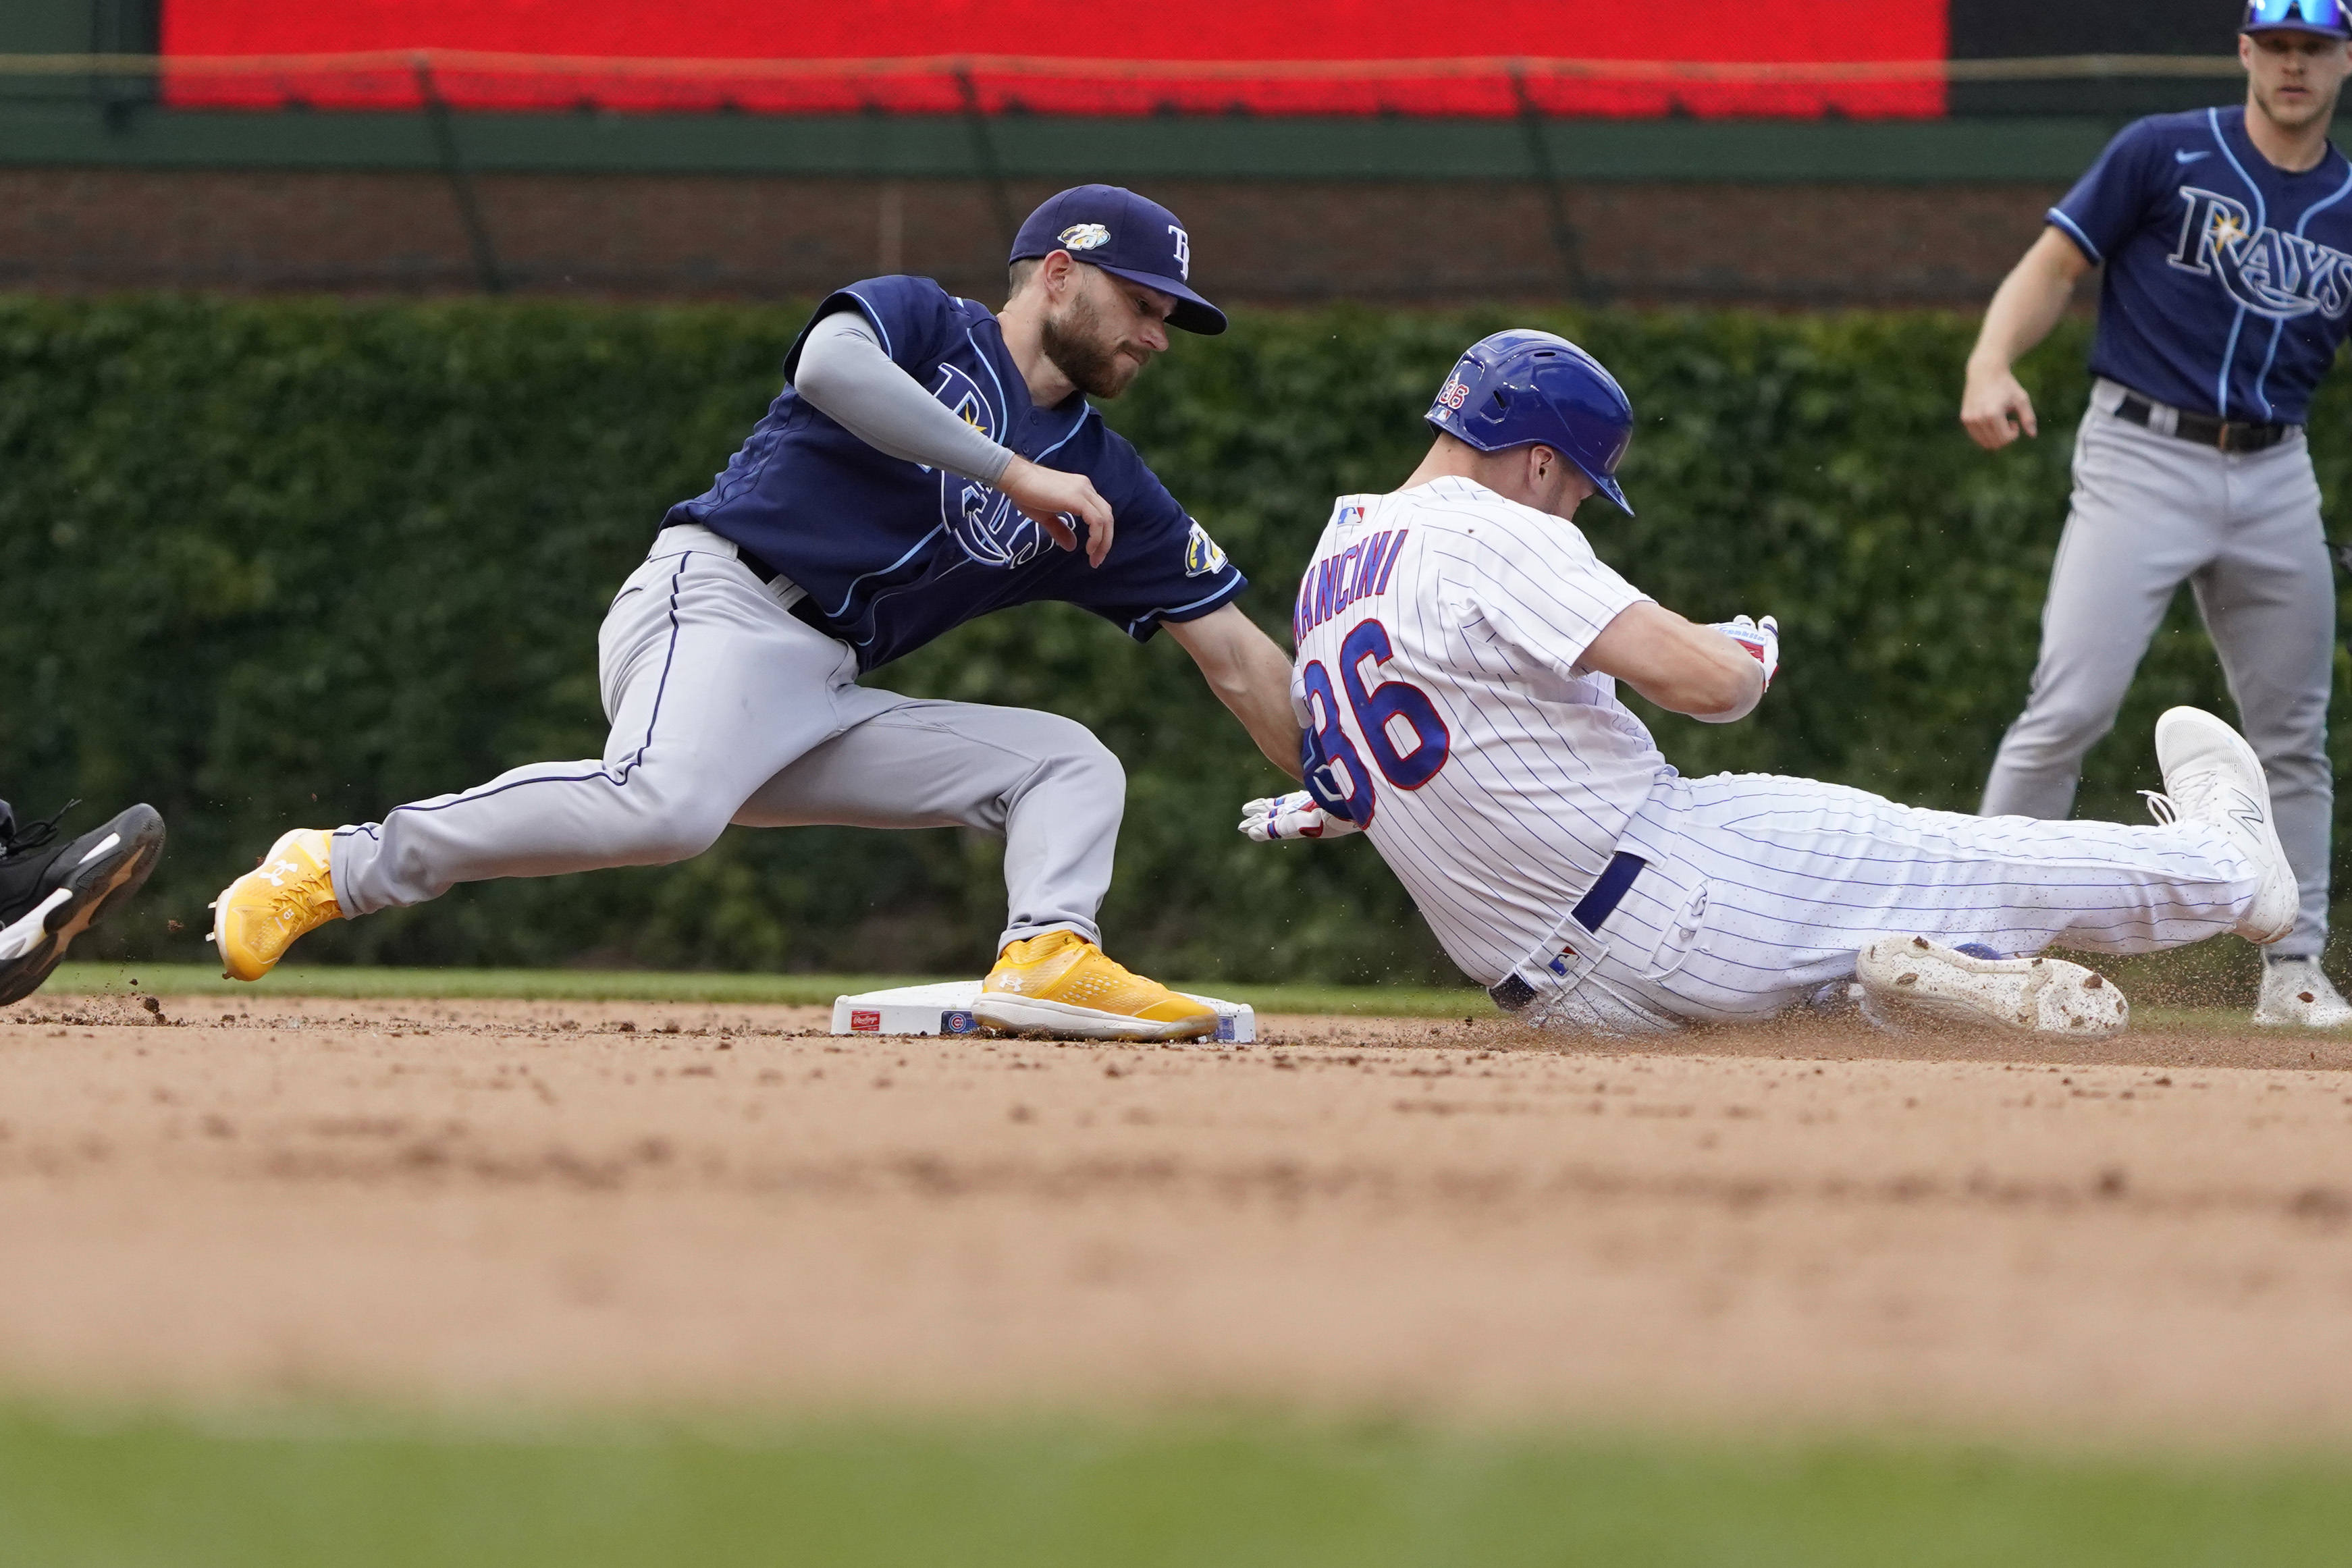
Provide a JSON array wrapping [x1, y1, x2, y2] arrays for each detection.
[[160, 1, 1952, 118]]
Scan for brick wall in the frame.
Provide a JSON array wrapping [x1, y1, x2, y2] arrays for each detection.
[[0, 167, 2069, 309]]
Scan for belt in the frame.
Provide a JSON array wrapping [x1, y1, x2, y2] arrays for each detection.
[[661, 524, 840, 639], [1487, 850, 1648, 1013], [2114, 392, 2293, 454], [735, 543, 840, 638]]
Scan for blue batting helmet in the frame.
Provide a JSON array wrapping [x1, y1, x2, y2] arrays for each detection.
[[1425, 330, 1636, 514]]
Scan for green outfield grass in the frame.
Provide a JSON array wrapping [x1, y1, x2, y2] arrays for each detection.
[[0, 1407, 2347, 1568], [39, 963, 1493, 1019]]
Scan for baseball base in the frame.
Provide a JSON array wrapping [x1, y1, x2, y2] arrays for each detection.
[[831, 981, 1256, 1042]]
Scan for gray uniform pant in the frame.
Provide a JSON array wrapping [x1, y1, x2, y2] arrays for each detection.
[[329, 525, 1125, 955], [1981, 379, 2334, 957]]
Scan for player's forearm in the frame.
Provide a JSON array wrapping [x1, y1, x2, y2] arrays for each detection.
[[1621, 647, 1759, 723], [1227, 680, 1306, 778], [1967, 230, 2085, 379], [1586, 603, 1763, 722], [1169, 605, 1305, 780], [1684, 659, 1764, 724], [793, 310, 1015, 483]]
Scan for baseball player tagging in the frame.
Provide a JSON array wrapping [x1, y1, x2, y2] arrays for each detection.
[[1244, 331, 2297, 1037], [210, 185, 1304, 1042]]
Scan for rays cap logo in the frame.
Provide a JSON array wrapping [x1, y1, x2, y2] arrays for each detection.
[[1011, 184, 1227, 335]]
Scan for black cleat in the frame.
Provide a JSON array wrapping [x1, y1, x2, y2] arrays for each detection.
[[0, 801, 167, 1006]]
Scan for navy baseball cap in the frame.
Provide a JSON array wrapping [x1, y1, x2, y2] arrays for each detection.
[[1009, 185, 1227, 335], [2244, 0, 2352, 38]]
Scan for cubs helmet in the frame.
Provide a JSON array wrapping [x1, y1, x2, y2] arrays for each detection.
[[1425, 330, 1636, 514]]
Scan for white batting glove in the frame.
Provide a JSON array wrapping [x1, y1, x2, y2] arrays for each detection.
[[1710, 614, 1780, 688], [1239, 791, 1364, 842]]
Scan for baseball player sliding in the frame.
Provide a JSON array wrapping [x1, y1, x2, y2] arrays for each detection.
[[210, 185, 1301, 1042], [1963, 1, 2352, 1027], [1241, 331, 2297, 1038]]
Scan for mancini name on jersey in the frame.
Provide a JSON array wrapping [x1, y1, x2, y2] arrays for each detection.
[[1292, 508, 1408, 643]]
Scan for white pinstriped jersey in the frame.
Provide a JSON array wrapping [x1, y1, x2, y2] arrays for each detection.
[[1291, 476, 1672, 985]]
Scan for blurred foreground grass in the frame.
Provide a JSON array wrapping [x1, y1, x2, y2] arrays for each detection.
[[1, 1407, 2348, 1568], [41, 963, 1491, 1018]]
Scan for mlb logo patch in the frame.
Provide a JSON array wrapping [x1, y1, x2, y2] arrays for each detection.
[[1214, 1015, 1235, 1043], [939, 1010, 981, 1035], [850, 1009, 882, 1033]]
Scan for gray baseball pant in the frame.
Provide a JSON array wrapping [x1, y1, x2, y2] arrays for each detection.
[[329, 525, 1125, 956], [1981, 378, 2334, 957]]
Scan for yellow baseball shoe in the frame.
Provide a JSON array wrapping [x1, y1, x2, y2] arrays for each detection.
[[975, 930, 1218, 1042], [209, 828, 342, 982]]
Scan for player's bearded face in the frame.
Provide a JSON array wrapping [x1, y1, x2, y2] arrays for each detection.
[[1040, 275, 1152, 399]]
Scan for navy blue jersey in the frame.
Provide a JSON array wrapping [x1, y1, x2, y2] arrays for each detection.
[[2050, 106, 2352, 423], [663, 274, 1246, 672]]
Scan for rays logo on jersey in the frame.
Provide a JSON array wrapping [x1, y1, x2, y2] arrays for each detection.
[[2170, 186, 2352, 320], [1182, 519, 1227, 577], [928, 364, 1043, 570]]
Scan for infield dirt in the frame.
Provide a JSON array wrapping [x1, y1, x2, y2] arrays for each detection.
[[3, 990, 2351, 1445]]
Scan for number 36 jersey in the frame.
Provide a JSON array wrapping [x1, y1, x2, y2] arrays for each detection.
[[1291, 476, 1674, 985]]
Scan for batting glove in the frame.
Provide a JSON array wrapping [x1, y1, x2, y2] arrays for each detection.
[[1710, 614, 1780, 688], [1239, 791, 1364, 843]]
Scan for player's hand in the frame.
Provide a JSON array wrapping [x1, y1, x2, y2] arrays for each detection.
[[1960, 363, 2038, 450], [1000, 454, 1115, 567], [1238, 791, 1363, 843], [1709, 614, 1780, 688]]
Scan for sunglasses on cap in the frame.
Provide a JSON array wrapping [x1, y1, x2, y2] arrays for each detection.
[[2246, 0, 2352, 30]]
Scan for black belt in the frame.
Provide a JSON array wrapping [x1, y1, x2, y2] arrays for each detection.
[[1487, 850, 1648, 1013], [2114, 392, 2293, 454], [662, 524, 840, 639]]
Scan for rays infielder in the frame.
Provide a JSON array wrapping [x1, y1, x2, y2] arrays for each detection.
[[209, 185, 1302, 1041], [1241, 331, 2299, 1037], [1964, 2, 2352, 1027]]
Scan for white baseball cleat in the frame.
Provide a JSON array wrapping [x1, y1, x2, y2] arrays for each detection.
[[1854, 934, 2129, 1039], [2148, 706, 2297, 945], [2253, 956, 2352, 1029]]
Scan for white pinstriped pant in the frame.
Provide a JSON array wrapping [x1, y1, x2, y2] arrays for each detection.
[[1519, 771, 2259, 1035]]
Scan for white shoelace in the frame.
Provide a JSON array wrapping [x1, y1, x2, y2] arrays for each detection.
[[2139, 788, 2180, 826]]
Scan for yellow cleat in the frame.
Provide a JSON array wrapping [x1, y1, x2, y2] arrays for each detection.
[[974, 929, 1217, 1042], [209, 828, 342, 982]]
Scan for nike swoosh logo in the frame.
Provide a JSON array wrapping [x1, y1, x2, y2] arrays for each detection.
[[2176, 149, 2212, 165]]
